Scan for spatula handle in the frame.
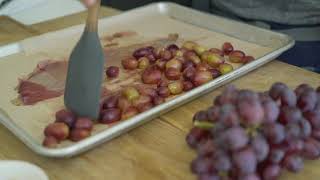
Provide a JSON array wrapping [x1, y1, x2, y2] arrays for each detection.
[[85, 0, 101, 32]]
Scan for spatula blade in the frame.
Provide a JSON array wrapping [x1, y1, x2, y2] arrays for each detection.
[[64, 31, 105, 119]]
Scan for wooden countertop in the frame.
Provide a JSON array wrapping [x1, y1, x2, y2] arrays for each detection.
[[1, 7, 320, 180]]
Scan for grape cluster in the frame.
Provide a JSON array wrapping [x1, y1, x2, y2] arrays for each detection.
[[186, 83, 320, 180]]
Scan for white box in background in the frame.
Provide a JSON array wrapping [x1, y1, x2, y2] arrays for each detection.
[[0, 0, 85, 25]]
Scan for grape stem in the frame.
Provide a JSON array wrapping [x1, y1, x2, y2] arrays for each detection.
[[194, 121, 215, 129]]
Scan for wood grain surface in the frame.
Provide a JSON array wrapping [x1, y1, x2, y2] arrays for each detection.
[[0, 16, 38, 46], [0, 7, 320, 180]]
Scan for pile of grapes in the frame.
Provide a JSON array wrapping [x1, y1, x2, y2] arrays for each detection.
[[186, 83, 320, 180], [43, 41, 254, 148]]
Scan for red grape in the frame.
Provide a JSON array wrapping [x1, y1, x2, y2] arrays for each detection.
[[193, 111, 209, 122], [142, 67, 162, 84], [207, 106, 220, 122], [243, 56, 255, 64], [238, 100, 264, 125], [280, 88, 297, 107], [186, 127, 210, 148], [146, 54, 155, 64], [263, 123, 285, 145], [212, 150, 232, 172], [55, 109, 76, 128], [196, 63, 211, 72], [99, 108, 121, 124], [209, 48, 224, 57], [295, 84, 313, 97], [297, 89, 317, 112], [303, 137, 320, 160], [132, 95, 152, 110], [122, 58, 138, 70], [197, 140, 216, 157], [269, 82, 287, 100], [137, 102, 154, 113], [219, 104, 239, 127], [239, 174, 261, 180], [262, 164, 281, 180], [279, 106, 302, 124], [299, 118, 312, 138], [156, 60, 166, 70], [106, 66, 120, 78], [152, 96, 165, 105], [43, 136, 58, 148], [229, 50, 245, 63], [166, 58, 182, 71], [160, 50, 173, 61], [191, 157, 214, 174], [102, 95, 119, 109], [222, 127, 248, 151], [185, 79, 320, 179], [74, 117, 93, 131], [165, 67, 181, 80], [44, 123, 69, 141], [232, 147, 257, 175], [193, 71, 213, 87], [69, 129, 91, 142], [237, 90, 259, 102], [215, 85, 238, 106], [222, 42, 233, 55], [183, 67, 196, 81], [166, 44, 179, 53], [198, 173, 220, 180], [117, 96, 131, 111], [182, 60, 196, 71], [259, 92, 272, 103], [304, 110, 320, 129], [137, 87, 157, 98], [268, 147, 285, 164], [262, 99, 280, 124], [157, 86, 171, 98], [121, 107, 139, 120], [285, 123, 301, 141], [286, 139, 304, 153], [209, 69, 221, 79], [312, 129, 320, 140], [183, 81, 194, 91], [283, 154, 303, 173], [251, 134, 269, 162], [133, 46, 154, 59]]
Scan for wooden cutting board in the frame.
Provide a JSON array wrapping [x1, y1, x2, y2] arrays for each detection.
[[0, 16, 39, 46]]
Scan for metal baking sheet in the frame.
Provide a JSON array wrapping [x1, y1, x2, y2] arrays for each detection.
[[0, 2, 294, 158]]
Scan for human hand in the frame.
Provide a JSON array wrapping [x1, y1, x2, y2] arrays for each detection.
[[82, 0, 97, 8]]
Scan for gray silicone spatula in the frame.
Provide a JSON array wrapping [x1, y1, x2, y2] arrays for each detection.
[[64, 0, 104, 119]]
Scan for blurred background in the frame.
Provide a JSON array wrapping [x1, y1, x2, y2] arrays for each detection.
[[102, 0, 191, 10]]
